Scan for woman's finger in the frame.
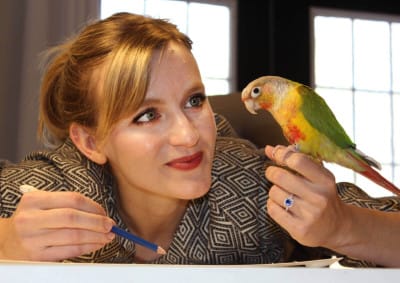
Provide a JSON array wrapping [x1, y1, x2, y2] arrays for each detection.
[[34, 243, 108, 262], [32, 228, 115, 247], [265, 165, 315, 201], [268, 185, 296, 213], [15, 208, 114, 233], [20, 191, 107, 216], [268, 183, 316, 221], [266, 145, 335, 184]]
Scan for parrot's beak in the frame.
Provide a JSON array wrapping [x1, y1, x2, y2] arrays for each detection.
[[242, 98, 258, 115], [241, 86, 260, 115]]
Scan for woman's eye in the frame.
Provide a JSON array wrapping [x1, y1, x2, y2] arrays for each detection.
[[133, 108, 160, 124], [185, 94, 206, 108]]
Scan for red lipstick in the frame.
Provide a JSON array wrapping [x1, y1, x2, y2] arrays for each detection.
[[167, 152, 203, 170]]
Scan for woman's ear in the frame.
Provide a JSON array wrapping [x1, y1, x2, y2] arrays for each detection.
[[69, 123, 107, 164]]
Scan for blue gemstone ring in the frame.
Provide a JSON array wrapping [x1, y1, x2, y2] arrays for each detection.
[[283, 194, 294, 211]]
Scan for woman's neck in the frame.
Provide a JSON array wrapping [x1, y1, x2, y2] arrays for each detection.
[[117, 189, 188, 263], [116, 187, 188, 244]]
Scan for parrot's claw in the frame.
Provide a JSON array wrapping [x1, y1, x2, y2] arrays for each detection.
[[291, 144, 300, 152], [271, 144, 299, 166]]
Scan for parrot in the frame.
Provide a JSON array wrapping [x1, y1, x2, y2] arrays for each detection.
[[241, 75, 400, 196]]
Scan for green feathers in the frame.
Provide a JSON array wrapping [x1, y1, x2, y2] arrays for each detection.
[[297, 85, 355, 150]]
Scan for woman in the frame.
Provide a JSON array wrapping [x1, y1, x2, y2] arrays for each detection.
[[0, 13, 399, 266]]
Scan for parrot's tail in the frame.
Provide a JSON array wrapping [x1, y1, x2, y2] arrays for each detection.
[[345, 149, 400, 196], [358, 165, 400, 196]]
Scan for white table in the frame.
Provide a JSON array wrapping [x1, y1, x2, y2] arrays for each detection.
[[1, 261, 399, 283]]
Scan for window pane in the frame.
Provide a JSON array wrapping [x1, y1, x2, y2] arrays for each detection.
[[353, 20, 391, 91], [355, 165, 394, 197], [325, 163, 356, 184], [188, 3, 230, 79], [395, 165, 400, 187], [203, 78, 229, 95], [145, 0, 188, 33], [354, 91, 392, 163], [392, 23, 400, 92], [394, 93, 400, 164], [314, 16, 353, 88]]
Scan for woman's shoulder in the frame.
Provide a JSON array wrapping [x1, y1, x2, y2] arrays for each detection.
[[210, 136, 272, 205], [1, 139, 91, 190], [213, 136, 268, 179], [0, 139, 114, 216], [337, 182, 400, 212], [23, 138, 84, 165]]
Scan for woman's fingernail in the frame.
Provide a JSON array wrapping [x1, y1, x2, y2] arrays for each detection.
[[107, 232, 115, 240], [271, 147, 278, 159], [104, 219, 113, 231]]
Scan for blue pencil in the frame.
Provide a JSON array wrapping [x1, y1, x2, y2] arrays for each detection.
[[19, 185, 166, 255], [111, 226, 166, 255]]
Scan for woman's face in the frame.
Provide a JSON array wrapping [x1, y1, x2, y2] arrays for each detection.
[[101, 42, 216, 201]]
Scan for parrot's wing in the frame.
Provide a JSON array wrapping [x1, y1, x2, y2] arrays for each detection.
[[298, 85, 355, 149]]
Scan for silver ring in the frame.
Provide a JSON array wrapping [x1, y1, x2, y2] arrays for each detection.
[[283, 194, 294, 211]]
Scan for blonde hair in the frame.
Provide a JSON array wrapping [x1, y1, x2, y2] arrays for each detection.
[[38, 12, 192, 148]]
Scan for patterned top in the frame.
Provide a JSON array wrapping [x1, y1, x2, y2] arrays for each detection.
[[1, 115, 399, 266]]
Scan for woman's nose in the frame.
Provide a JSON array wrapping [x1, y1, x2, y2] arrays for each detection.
[[168, 114, 199, 147]]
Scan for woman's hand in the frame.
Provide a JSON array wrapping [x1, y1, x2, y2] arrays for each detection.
[[264, 145, 351, 250], [0, 190, 115, 261], [265, 145, 400, 267]]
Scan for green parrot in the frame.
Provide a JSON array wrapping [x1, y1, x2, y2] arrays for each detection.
[[241, 75, 400, 196]]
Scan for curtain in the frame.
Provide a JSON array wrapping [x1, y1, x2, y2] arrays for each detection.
[[0, 0, 100, 162]]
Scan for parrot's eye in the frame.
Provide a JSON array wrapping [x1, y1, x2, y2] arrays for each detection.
[[251, 87, 261, 98]]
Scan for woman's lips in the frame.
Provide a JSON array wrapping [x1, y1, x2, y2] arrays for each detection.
[[167, 152, 203, 170]]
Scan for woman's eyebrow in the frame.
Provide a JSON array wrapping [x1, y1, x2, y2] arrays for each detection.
[[139, 83, 205, 107], [139, 97, 162, 107], [186, 83, 205, 94]]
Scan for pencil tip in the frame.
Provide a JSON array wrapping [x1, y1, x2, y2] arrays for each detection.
[[157, 246, 167, 255]]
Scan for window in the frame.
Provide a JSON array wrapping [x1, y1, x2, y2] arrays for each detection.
[[311, 8, 400, 197], [101, 0, 237, 95]]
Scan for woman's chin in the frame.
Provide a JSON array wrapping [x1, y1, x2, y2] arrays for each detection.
[[178, 180, 211, 200]]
